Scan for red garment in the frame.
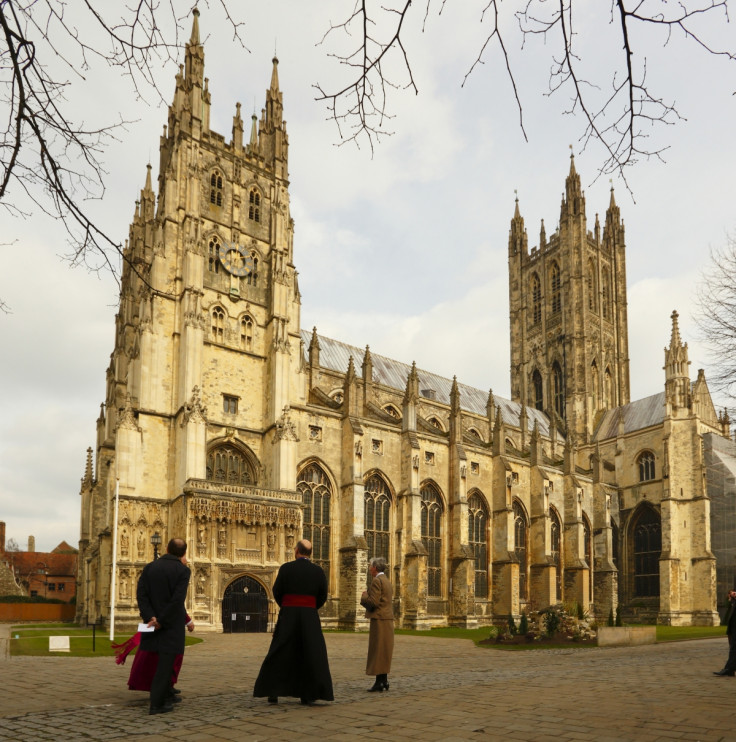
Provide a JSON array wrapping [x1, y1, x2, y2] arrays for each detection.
[[112, 632, 183, 692], [281, 593, 317, 608]]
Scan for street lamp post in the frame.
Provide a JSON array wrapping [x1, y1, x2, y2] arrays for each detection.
[[151, 532, 162, 560]]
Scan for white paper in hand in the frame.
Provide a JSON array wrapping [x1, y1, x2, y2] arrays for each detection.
[[137, 623, 155, 633]]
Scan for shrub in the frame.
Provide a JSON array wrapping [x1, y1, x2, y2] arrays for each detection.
[[508, 614, 518, 635], [543, 608, 561, 637], [519, 611, 529, 634]]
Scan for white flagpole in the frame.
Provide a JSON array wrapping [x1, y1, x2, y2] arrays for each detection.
[[109, 478, 120, 641]]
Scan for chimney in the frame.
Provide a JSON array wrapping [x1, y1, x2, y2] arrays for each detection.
[[28, 535, 35, 552]]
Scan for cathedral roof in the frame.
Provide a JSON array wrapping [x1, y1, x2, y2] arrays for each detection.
[[593, 391, 666, 440], [302, 331, 553, 436]]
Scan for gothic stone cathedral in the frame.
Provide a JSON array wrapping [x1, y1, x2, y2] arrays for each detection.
[[76, 13, 727, 631]]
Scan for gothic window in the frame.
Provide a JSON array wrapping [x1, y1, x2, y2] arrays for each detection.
[[550, 507, 562, 602], [604, 367, 613, 409], [298, 463, 332, 580], [513, 500, 529, 602], [531, 273, 542, 324], [602, 268, 611, 320], [638, 451, 656, 482], [552, 361, 565, 420], [468, 492, 489, 599], [611, 518, 619, 570], [240, 315, 254, 351], [246, 250, 259, 287], [210, 170, 223, 207], [587, 259, 598, 312], [364, 474, 391, 562], [583, 514, 593, 600], [208, 235, 221, 274], [248, 188, 261, 222], [468, 428, 483, 442], [633, 507, 661, 598], [383, 405, 400, 419], [550, 262, 561, 314], [223, 395, 238, 414], [591, 361, 599, 412], [206, 443, 255, 486], [421, 483, 443, 597], [331, 390, 344, 404], [211, 307, 225, 343], [532, 369, 543, 411], [428, 417, 444, 431]]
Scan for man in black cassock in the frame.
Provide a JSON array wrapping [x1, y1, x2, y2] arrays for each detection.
[[136, 537, 191, 714], [253, 538, 334, 704]]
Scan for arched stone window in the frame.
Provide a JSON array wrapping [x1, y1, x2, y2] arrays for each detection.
[[364, 474, 391, 561], [211, 306, 225, 343], [638, 451, 656, 482], [210, 170, 223, 206], [428, 417, 444, 431], [206, 443, 256, 485], [421, 483, 443, 597], [240, 315, 254, 351], [383, 404, 400, 419], [591, 361, 599, 412], [513, 500, 529, 602], [552, 361, 565, 420], [248, 187, 261, 222], [531, 273, 542, 324], [587, 258, 598, 312], [532, 369, 543, 411], [468, 492, 489, 599], [246, 248, 259, 287], [208, 235, 221, 274], [604, 367, 612, 409], [583, 514, 593, 600], [550, 507, 562, 602], [468, 428, 483, 443], [632, 507, 661, 598], [550, 262, 561, 314], [602, 268, 611, 320], [298, 463, 332, 580]]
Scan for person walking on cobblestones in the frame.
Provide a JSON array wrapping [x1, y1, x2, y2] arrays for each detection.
[[253, 539, 334, 705], [714, 589, 736, 676], [136, 537, 191, 714], [361, 557, 394, 692]]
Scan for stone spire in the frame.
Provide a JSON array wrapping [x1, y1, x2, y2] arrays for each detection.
[[664, 309, 691, 410], [561, 151, 585, 219], [361, 345, 373, 382], [508, 193, 527, 257], [232, 102, 244, 150], [82, 447, 93, 486]]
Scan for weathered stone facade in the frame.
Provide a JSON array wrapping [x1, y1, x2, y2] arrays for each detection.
[[76, 12, 726, 632]]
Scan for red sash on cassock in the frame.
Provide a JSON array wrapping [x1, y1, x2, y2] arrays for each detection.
[[281, 594, 316, 608]]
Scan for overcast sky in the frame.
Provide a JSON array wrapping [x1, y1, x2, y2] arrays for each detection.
[[1, 2, 734, 552]]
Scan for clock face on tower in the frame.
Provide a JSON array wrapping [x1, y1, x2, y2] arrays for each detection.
[[218, 243, 254, 277]]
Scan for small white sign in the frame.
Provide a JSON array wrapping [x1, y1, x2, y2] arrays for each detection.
[[245, 615, 250, 621], [49, 636, 70, 652], [232, 613, 236, 621]]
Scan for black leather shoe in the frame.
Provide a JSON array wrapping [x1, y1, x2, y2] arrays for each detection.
[[367, 682, 384, 692], [713, 669, 735, 676], [171, 688, 182, 695], [268, 696, 278, 704], [149, 704, 174, 715]]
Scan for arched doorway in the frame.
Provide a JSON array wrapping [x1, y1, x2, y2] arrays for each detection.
[[222, 575, 269, 633]]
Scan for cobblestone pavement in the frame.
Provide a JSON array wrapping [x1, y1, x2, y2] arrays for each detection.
[[1, 627, 735, 742]]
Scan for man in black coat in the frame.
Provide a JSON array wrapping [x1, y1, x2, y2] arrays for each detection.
[[253, 539, 334, 704], [714, 589, 736, 676], [136, 537, 191, 713]]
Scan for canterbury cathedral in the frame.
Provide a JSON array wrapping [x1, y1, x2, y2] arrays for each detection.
[[76, 11, 732, 632]]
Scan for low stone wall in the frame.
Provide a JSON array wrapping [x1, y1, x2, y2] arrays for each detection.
[[0, 603, 76, 622], [597, 626, 657, 647]]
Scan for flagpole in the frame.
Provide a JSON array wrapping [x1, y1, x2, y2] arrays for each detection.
[[109, 478, 120, 642]]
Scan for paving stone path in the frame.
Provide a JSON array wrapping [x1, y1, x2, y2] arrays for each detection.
[[1, 627, 735, 741]]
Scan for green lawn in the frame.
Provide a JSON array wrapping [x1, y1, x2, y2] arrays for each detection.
[[9, 624, 202, 658], [656, 624, 725, 642]]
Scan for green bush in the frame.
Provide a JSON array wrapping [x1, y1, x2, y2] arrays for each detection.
[[543, 609, 561, 637], [508, 614, 518, 635], [519, 611, 529, 634]]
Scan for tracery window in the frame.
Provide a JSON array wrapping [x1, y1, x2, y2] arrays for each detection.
[[364, 474, 391, 562], [421, 483, 443, 597], [531, 273, 542, 324], [591, 361, 599, 412], [587, 259, 598, 312], [514, 500, 529, 602], [211, 307, 225, 343], [383, 405, 400, 419], [208, 235, 221, 274], [246, 250, 259, 287], [248, 188, 261, 222], [550, 508, 562, 602], [604, 367, 612, 409], [638, 451, 656, 482], [210, 170, 223, 206], [532, 369, 543, 411], [428, 417, 443, 431], [552, 361, 565, 420], [550, 263, 561, 314], [298, 463, 332, 580], [633, 507, 661, 598], [468, 492, 489, 599], [206, 443, 255, 485], [240, 315, 254, 351], [602, 268, 611, 320]]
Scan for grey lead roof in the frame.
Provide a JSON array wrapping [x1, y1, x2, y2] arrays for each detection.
[[301, 330, 553, 436], [593, 392, 666, 440]]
